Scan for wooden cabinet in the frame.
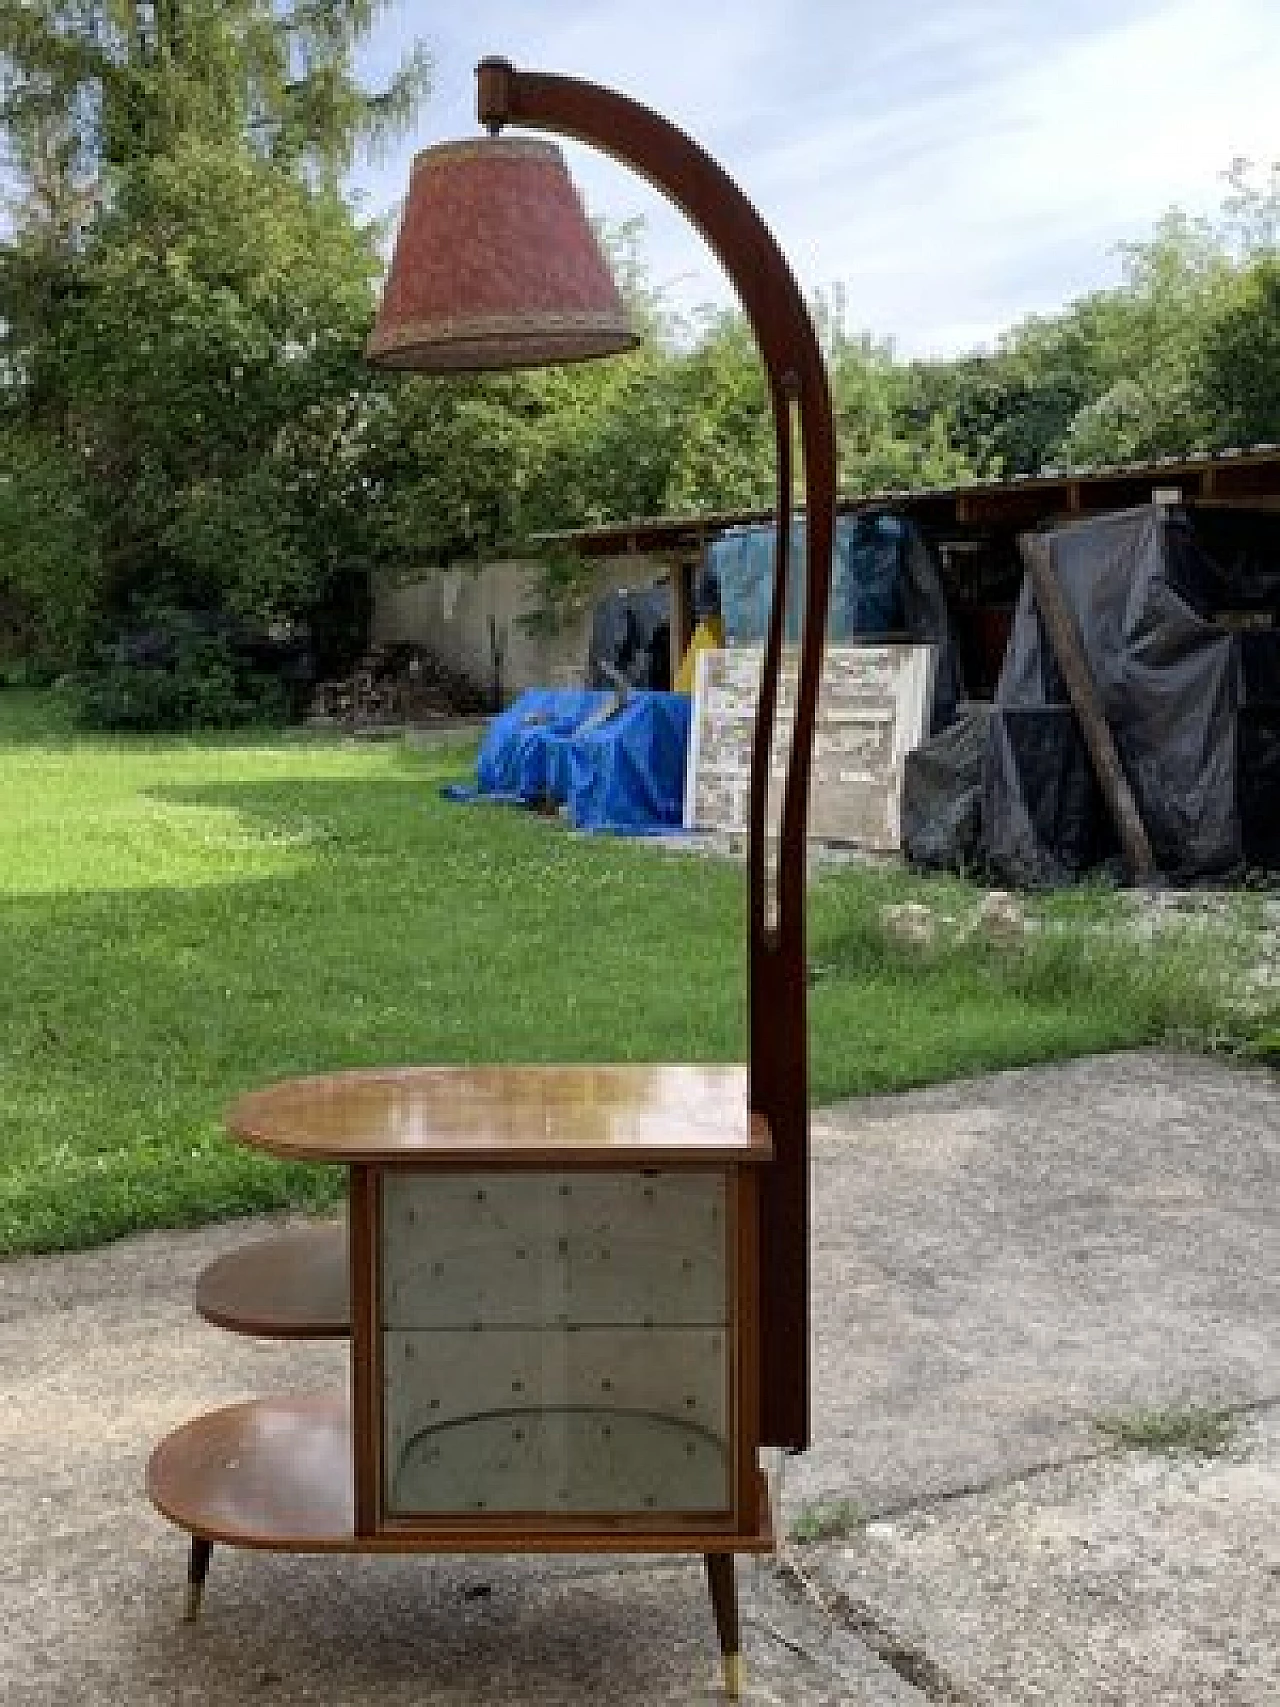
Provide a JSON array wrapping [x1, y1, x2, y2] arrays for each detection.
[[148, 1066, 773, 1696]]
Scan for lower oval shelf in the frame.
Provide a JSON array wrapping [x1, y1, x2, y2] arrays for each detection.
[[147, 1392, 356, 1549], [146, 1395, 774, 1554]]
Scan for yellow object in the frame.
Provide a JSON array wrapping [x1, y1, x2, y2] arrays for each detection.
[[723, 1652, 744, 1700], [674, 615, 725, 695]]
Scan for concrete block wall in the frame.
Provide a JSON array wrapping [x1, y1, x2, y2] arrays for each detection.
[[371, 557, 668, 706]]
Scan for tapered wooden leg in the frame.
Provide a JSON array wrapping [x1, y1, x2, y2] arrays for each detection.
[[184, 1536, 213, 1623], [704, 1552, 743, 1700]]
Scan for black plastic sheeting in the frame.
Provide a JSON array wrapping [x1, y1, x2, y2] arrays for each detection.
[[1242, 708, 1280, 869], [897, 515, 964, 733], [980, 503, 1280, 887], [840, 514, 906, 633], [982, 707, 1121, 885], [586, 585, 671, 692], [1177, 507, 1280, 614], [1239, 626, 1280, 869], [901, 703, 993, 871]]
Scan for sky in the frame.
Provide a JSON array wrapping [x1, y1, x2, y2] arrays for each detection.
[[351, 0, 1280, 358]]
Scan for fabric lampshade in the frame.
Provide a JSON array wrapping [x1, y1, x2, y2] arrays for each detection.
[[365, 137, 638, 372]]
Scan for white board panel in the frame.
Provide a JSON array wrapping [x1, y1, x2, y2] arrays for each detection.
[[684, 644, 937, 851]]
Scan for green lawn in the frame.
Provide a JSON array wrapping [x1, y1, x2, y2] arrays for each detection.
[[0, 688, 1265, 1255]]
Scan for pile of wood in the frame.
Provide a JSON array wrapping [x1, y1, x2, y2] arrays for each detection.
[[308, 645, 490, 726]]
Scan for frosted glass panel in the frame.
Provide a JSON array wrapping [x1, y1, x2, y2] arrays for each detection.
[[383, 1171, 727, 1327], [380, 1170, 731, 1518], [384, 1327, 729, 1514]]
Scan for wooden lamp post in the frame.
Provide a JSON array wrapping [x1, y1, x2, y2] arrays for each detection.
[[148, 60, 834, 1701]]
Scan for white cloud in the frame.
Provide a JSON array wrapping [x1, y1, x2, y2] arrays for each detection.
[[355, 0, 1280, 354]]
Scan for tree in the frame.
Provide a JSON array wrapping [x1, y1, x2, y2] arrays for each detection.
[[1217, 156, 1280, 260], [826, 331, 972, 493], [0, 421, 101, 663], [79, 139, 380, 611], [905, 185, 1279, 477], [1054, 212, 1230, 464], [904, 341, 1098, 478], [360, 343, 695, 569], [0, 2, 429, 695], [0, 2, 430, 180], [663, 309, 774, 512], [1199, 254, 1280, 447]]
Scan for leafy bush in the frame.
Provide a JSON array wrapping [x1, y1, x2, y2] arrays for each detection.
[[74, 611, 295, 730], [0, 427, 106, 671]]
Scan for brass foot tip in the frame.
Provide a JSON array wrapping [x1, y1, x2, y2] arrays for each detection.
[[183, 1582, 204, 1623], [723, 1651, 744, 1700]]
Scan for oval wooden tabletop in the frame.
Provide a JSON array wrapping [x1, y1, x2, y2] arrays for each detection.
[[226, 1063, 769, 1166]]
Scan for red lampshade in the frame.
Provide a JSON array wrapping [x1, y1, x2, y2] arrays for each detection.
[[365, 137, 638, 372]]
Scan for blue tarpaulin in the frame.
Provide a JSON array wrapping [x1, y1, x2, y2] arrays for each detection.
[[565, 692, 691, 832], [712, 519, 809, 646], [708, 510, 962, 730], [475, 688, 605, 802], [710, 512, 909, 647], [463, 687, 691, 835]]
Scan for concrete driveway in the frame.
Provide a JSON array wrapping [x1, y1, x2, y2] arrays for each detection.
[[1, 1050, 1276, 1705]]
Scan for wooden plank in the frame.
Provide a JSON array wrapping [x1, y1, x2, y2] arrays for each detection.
[[348, 1166, 381, 1536], [148, 1394, 356, 1548], [671, 555, 695, 683], [1019, 531, 1157, 881], [194, 1223, 349, 1338]]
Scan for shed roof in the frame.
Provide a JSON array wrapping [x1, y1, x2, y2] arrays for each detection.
[[533, 444, 1280, 560]]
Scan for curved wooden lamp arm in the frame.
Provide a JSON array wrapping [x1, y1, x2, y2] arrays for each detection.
[[477, 59, 835, 1449]]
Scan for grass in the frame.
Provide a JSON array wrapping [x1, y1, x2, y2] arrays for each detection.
[[0, 687, 1271, 1255], [788, 1498, 864, 1545], [1094, 1406, 1238, 1457]]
